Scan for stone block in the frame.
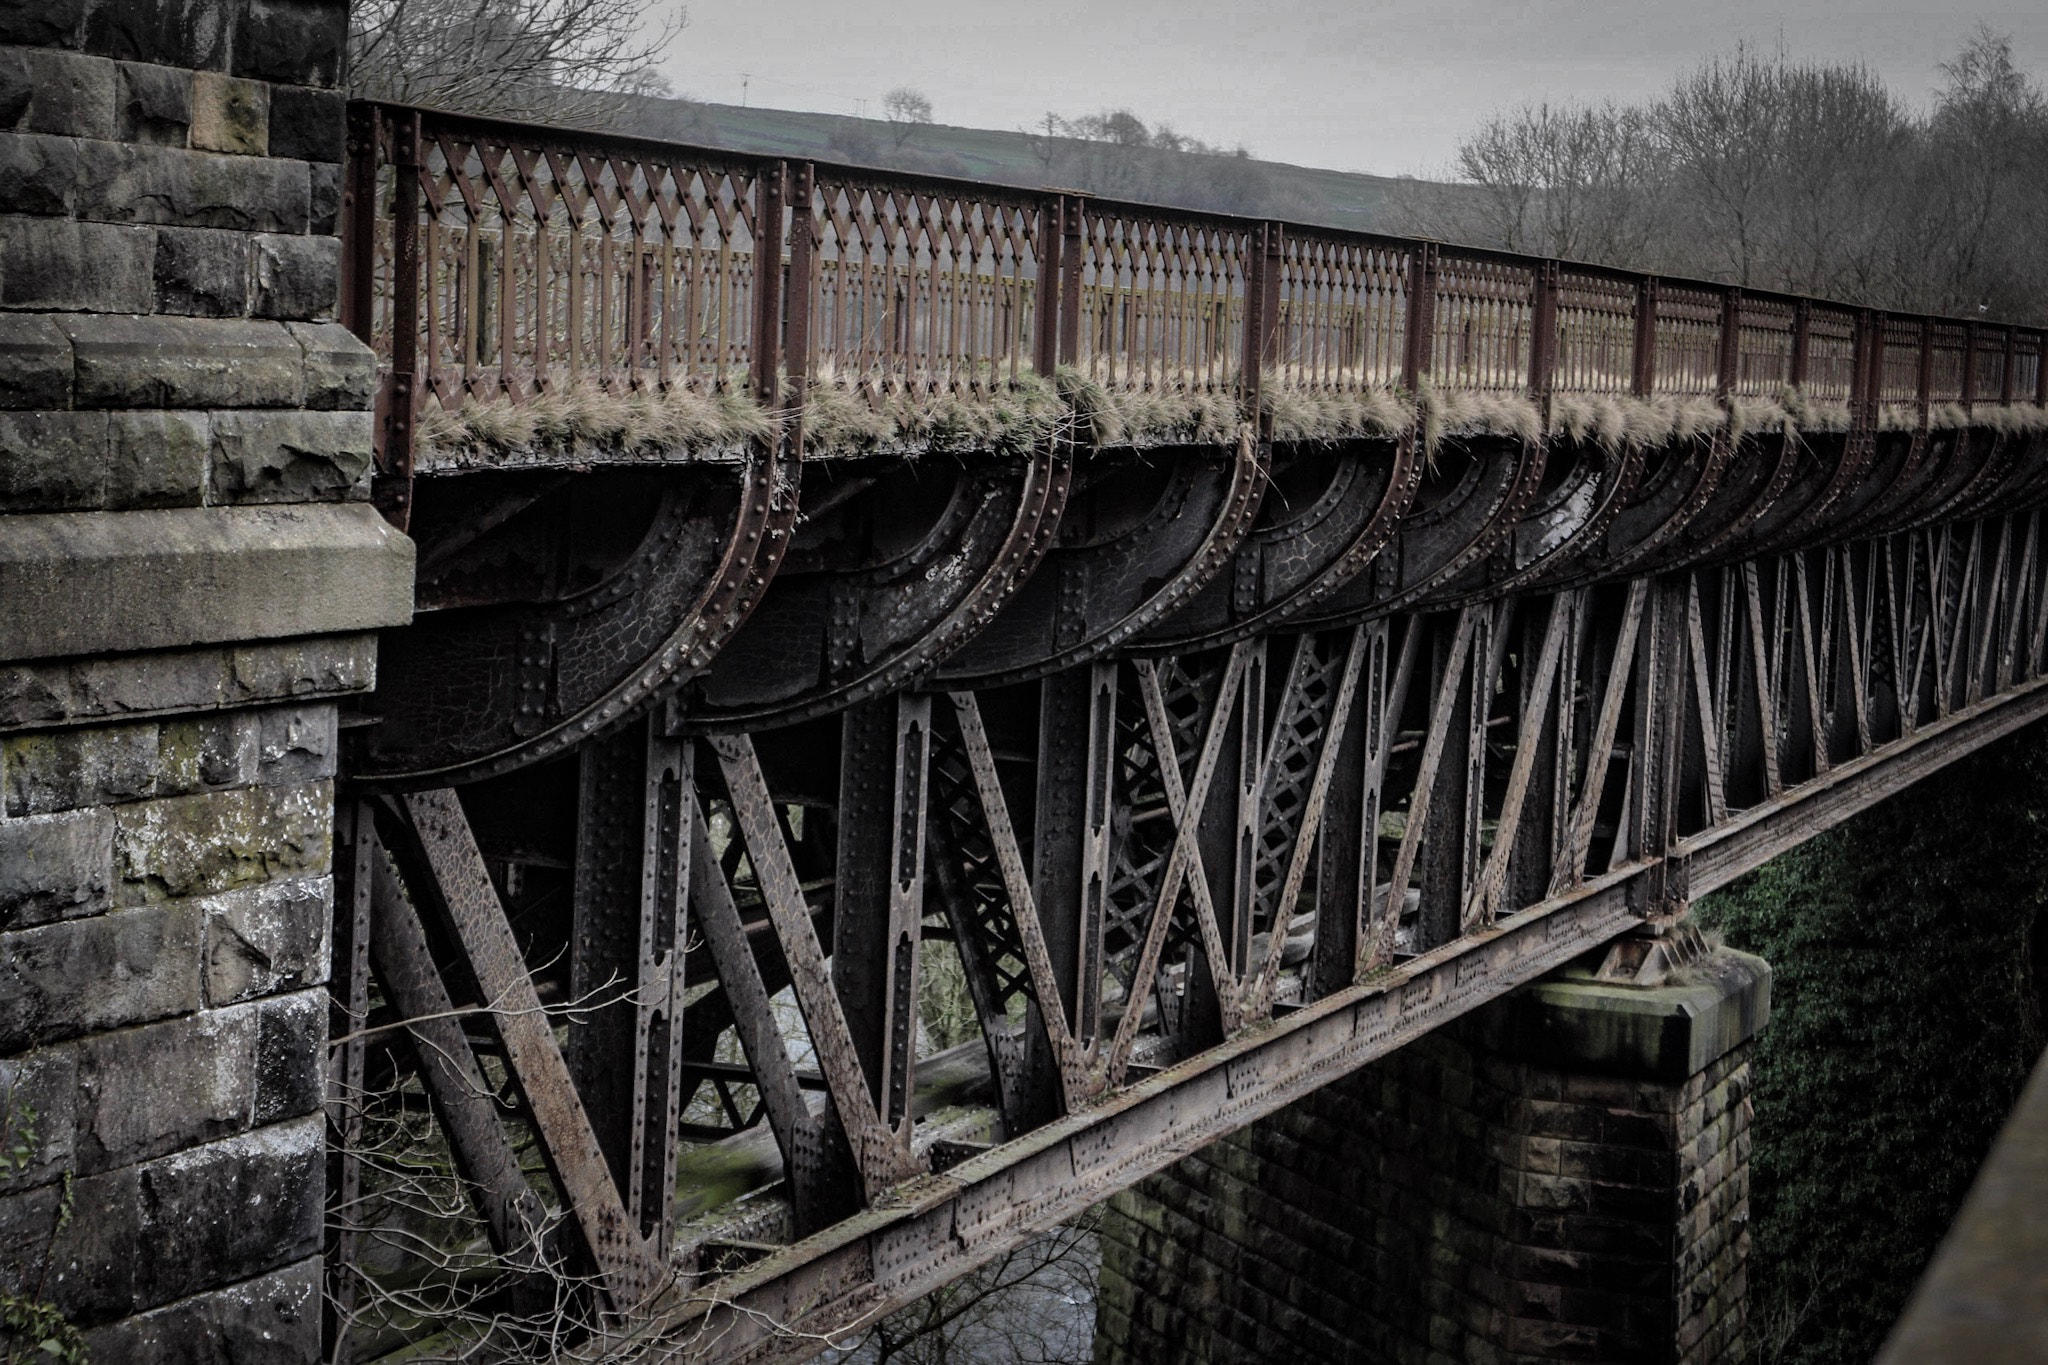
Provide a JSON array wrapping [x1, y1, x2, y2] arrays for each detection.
[[112, 780, 329, 905], [0, 130, 78, 216], [250, 232, 335, 321], [266, 83, 342, 162], [233, 0, 347, 87], [203, 875, 328, 1006], [0, 216, 154, 312], [153, 225, 250, 317], [82, 0, 234, 72], [3, 718, 159, 815], [208, 408, 371, 503], [107, 410, 210, 508], [307, 157, 338, 235], [1, 47, 116, 139], [73, 1004, 258, 1172], [0, 1045, 77, 1192], [252, 988, 322, 1124], [289, 320, 372, 410], [116, 60, 192, 145], [0, 1, 85, 49], [189, 71, 267, 155], [0, 637, 373, 733], [0, 315, 71, 409], [0, 410, 108, 511], [80, 1257, 321, 1365], [0, 504, 414, 662], [0, 807, 113, 928], [75, 141, 309, 233], [22, 1114, 322, 1321], [0, 902, 203, 1051], [65, 315, 304, 409]]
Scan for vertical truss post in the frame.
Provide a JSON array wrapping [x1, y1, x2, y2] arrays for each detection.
[[1188, 640, 1265, 1040], [1630, 576, 1691, 914], [1311, 623, 1391, 999], [568, 717, 689, 1255], [834, 695, 933, 1134], [1416, 610, 1491, 951], [1031, 665, 1117, 1069], [323, 800, 376, 1365]]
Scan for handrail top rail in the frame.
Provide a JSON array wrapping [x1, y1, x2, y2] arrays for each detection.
[[350, 96, 2048, 344]]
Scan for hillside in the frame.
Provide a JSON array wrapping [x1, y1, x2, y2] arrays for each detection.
[[605, 95, 1424, 235]]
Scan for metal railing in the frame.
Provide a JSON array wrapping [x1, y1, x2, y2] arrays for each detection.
[[343, 100, 2048, 467]]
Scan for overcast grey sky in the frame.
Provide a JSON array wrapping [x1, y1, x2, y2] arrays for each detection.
[[647, 0, 2046, 177]]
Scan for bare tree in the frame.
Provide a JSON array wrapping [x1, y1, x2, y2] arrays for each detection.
[[349, 0, 686, 124], [882, 87, 935, 149]]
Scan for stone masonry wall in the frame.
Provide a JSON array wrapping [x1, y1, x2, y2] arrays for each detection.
[[0, 1, 413, 1358], [1097, 963, 1761, 1365]]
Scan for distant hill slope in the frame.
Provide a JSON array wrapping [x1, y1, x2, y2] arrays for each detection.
[[603, 95, 1428, 236]]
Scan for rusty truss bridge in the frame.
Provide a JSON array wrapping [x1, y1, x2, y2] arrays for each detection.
[[328, 101, 2048, 1362]]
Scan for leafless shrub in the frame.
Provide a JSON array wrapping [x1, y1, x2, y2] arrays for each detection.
[[349, 0, 686, 124], [1390, 29, 2048, 321]]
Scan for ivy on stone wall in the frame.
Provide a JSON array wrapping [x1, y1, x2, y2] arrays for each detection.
[[1698, 721, 2048, 1365]]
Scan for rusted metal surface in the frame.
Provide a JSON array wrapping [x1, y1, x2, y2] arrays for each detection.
[[330, 98, 2048, 1365]]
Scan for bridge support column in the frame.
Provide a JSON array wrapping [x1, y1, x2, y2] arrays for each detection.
[[0, 3, 411, 1360], [1097, 939, 1770, 1365]]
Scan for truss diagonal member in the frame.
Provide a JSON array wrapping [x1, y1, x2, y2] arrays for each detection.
[[1249, 627, 1368, 1014], [393, 790, 665, 1314], [945, 691, 1090, 1103], [684, 796, 843, 1233], [1468, 594, 1573, 930], [1108, 642, 1253, 1081], [1133, 658, 1243, 1035], [1685, 578, 1730, 826], [1379, 608, 1481, 966], [1349, 618, 1423, 984], [364, 841, 556, 1276], [710, 734, 923, 1198], [1552, 579, 1650, 892]]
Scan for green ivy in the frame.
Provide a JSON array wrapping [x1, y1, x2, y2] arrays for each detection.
[[1697, 720, 2048, 1365]]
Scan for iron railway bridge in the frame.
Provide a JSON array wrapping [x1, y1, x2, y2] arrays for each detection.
[[328, 102, 2048, 1362]]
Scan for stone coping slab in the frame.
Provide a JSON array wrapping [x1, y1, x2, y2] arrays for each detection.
[[0, 503, 412, 661], [1477, 948, 1773, 1081]]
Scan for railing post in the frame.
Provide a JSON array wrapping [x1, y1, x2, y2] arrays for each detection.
[[1241, 222, 1282, 438], [783, 162, 815, 441], [2037, 330, 2048, 407], [1716, 288, 1742, 398], [1058, 197, 1084, 369], [1916, 318, 1933, 425], [1402, 241, 1438, 391], [1033, 194, 1064, 379], [340, 102, 377, 348], [1631, 277, 1659, 397], [2000, 327, 2015, 405], [1789, 299, 1811, 391], [751, 161, 787, 412], [1962, 321, 1979, 407], [1528, 260, 1559, 405], [377, 106, 421, 532]]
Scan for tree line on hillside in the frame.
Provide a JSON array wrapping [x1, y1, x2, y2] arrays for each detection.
[[1387, 30, 2048, 322]]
